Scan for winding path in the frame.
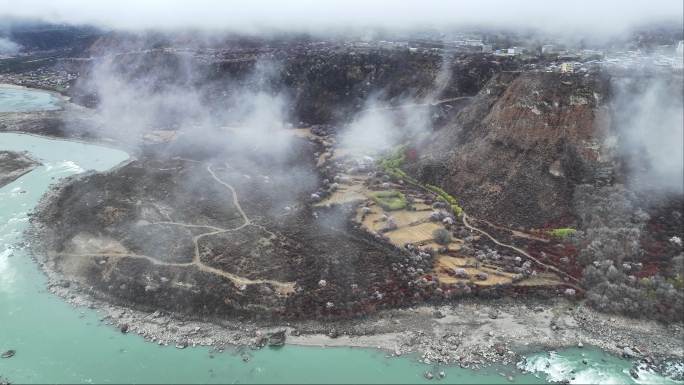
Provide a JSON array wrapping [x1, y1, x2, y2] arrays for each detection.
[[361, 96, 472, 112], [321, 138, 582, 292], [206, 164, 250, 226], [462, 213, 584, 291], [59, 163, 295, 295], [385, 167, 582, 289]]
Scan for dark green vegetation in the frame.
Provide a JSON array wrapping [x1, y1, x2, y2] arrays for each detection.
[[432, 228, 452, 245], [0, 55, 59, 74]]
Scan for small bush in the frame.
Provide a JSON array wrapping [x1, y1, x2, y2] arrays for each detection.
[[426, 184, 463, 217], [432, 228, 452, 245]]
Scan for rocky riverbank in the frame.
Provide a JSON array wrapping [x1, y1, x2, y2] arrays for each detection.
[[0, 150, 39, 188], [26, 227, 684, 374], [17, 121, 684, 378], [6, 80, 682, 382]]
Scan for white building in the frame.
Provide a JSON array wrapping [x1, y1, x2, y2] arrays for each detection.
[[541, 44, 555, 54], [464, 39, 483, 46], [580, 49, 604, 58]]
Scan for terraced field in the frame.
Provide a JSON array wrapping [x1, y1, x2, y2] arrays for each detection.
[[317, 142, 567, 290]]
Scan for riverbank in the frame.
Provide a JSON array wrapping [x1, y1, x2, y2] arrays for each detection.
[[2, 88, 682, 381], [28, 226, 684, 373], [0, 84, 118, 146], [0, 83, 69, 100], [0, 150, 40, 188], [13, 125, 684, 377]]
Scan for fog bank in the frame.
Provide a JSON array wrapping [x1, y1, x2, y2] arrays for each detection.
[[611, 76, 684, 195], [1, 0, 681, 37], [0, 37, 20, 54]]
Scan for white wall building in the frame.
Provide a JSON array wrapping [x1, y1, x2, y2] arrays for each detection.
[[541, 44, 555, 54]]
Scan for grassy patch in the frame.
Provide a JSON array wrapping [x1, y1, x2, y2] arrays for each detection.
[[378, 145, 419, 184], [547, 228, 577, 239], [378, 145, 406, 170], [377, 146, 463, 217], [371, 190, 408, 211]]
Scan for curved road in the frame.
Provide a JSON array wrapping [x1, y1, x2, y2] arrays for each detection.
[[361, 96, 472, 112], [462, 213, 584, 291], [59, 163, 295, 296]]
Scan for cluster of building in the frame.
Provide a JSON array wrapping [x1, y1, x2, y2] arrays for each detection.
[[405, 38, 492, 53], [0, 66, 78, 92], [346, 35, 494, 54]]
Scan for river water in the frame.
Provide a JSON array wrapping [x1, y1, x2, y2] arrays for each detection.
[[0, 86, 61, 113], [0, 87, 681, 384]]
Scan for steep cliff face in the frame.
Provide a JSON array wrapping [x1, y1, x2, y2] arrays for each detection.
[[413, 71, 611, 228]]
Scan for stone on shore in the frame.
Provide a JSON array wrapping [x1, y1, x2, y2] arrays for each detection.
[[267, 330, 287, 347], [622, 347, 638, 359]]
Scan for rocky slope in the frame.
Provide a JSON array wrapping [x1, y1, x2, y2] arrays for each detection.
[[9, 33, 683, 324], [412, 71, 610, 229], [411, 69, 684, 322]]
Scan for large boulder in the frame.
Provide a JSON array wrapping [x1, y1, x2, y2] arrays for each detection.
[[267, 330, 287, 347]]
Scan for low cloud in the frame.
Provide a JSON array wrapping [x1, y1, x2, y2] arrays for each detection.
[[0, 37, 20, 54], [84, 51, 296, 160], [0, 0, 681, 38], [611, 75, 684, 195]]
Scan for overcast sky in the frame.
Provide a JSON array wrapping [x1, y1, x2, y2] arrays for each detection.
[[0, 0, 681, 36]]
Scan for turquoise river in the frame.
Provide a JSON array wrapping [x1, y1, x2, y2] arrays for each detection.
[[0, 86, 681, 384]]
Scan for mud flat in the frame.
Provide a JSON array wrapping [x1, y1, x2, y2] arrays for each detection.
[[0, 150, 40, 188]]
